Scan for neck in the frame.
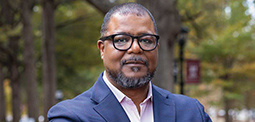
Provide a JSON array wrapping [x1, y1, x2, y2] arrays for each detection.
[[114, 81, 150, 114], [119, 83, 150, 104]]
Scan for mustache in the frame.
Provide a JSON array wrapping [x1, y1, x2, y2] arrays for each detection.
[[120, 57, 148, 66]]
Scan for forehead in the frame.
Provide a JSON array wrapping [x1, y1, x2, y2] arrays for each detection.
[[106, 13, 155, 35]]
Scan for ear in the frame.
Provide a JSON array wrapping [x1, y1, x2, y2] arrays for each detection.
[[97, 40, 104, 59]]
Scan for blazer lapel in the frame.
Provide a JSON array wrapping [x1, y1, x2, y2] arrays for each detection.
[[91, 73, 130, 122], [153, 85, 176, 122]]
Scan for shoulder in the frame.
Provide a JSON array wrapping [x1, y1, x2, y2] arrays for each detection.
[[47, 99, 81, 122], [47, 90, 100, 122], [172, 94, 212, 122], [48, 73, 109, 121], [153, 85, 212, 122]]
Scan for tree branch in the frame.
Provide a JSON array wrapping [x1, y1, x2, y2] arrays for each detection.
[[85, 0, 118, 14], [56, 15, 89, 30], [56, 0, 118, 29], [181, 11, 203, 22], [55, 0, 76, 7]]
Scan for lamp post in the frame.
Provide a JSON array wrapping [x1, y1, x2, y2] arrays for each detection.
[[178, 26, 189, 95], [55, 90, 63, 101]]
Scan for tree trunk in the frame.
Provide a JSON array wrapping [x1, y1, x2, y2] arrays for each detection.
[[8, 36, 21, 122], [137, 0, 181, 93], [1, 0, 21, 121], [41, 0, 57, 119], [0, 65, 6, 122], [21, 0, 39, 120], [223, 97, 232, 122]]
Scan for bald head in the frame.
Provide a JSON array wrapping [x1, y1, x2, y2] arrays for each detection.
[[100, 2, 158, 37]]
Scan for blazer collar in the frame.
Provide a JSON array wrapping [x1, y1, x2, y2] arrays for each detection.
[[91, 73, 130, 122], [90, 73, 176, 122], [152, 85, 176, 122]]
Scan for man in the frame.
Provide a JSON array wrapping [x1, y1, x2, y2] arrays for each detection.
[[48, 3, 212, 122]]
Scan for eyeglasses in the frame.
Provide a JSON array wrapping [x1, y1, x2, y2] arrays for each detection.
[[100, 33, 159, 51]]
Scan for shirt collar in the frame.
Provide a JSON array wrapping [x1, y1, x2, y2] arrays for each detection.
[[103, 71, 153, 103]]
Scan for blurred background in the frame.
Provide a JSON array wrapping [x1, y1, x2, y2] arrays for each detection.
[[0, 0, 254, 122]]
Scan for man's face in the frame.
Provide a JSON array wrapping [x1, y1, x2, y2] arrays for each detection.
[[98, 13, 158, 88]]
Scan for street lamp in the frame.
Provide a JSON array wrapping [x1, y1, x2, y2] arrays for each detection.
[[178, 26, 189, 95], [55, 90, 63, 101]]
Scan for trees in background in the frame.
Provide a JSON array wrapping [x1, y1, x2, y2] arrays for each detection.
[[0, 0, 22, 121], [21, 0, 39, 120], [8, 36, 21, 122], [178, 0, 255, 121], [1, 0, 39, 121], [41, 0, 57, 118], [0, 65, 5, 122]]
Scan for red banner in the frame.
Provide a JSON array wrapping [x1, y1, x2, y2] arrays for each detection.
[[186, 59, 200, 84]]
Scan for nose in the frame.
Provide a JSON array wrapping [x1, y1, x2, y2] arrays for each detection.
[[127, 39, 142, 54]]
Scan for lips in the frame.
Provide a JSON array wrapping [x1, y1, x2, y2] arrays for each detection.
[[125, 60, 146, 65], [121, 57, 148, 66], [120, 57, 149, 66]]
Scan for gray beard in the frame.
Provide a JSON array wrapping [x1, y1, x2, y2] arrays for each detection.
[[106, 67, 155, 89]]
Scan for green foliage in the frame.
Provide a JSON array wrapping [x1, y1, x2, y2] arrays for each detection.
[[178, 0, 255, 109], [54, 1, 105, 98], [30, 1, 105, 99]]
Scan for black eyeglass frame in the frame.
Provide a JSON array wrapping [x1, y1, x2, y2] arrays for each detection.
[[99, 33, 160, 51]]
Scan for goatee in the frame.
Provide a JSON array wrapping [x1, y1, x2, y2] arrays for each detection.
[[106, 57, 155, 89]]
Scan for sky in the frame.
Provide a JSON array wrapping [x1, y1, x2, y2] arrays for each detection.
[[247, 0, 255, 19]]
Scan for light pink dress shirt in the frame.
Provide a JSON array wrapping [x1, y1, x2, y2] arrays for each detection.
[[103, 71, 154, 122]]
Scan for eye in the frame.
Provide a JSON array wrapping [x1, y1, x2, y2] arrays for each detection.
[[114, 38, 129, 43], [140, 39, 153, 44], [113, 35, 130, 46]]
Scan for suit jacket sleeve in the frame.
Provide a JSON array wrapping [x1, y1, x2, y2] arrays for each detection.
[[195, 99, 212, 122], [48, 101, 81, 122]]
